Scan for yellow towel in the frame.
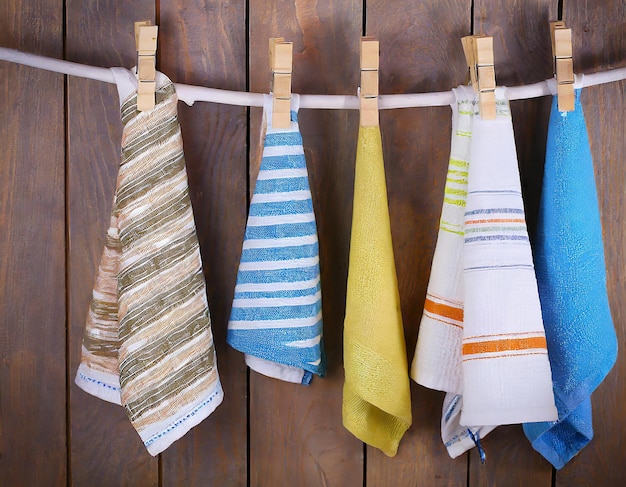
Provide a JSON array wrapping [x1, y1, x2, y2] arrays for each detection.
[[342, 125, 412, 457]]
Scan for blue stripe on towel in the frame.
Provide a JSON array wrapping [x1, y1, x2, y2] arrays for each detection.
[[234, 282, 321, 300], [249, 199, 313, 217], [235, 265, 320, 285], [253, 177, 310, 194], [227, 325, 325, 375], [230, 302, 322, 322], [244, 221, 318, 240], [465, 208, 524, 216], [464, 235, 529, 243], [227, 323, 321, 344], [258, 154, 307, 170], [264, 131, 303, 147], [240, 243, 319, 262]]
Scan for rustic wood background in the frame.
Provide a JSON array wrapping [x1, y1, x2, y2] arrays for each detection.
[[1, 0, 624, 485]]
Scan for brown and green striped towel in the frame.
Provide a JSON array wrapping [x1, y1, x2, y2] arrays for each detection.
[[75, 68, 223, 455]]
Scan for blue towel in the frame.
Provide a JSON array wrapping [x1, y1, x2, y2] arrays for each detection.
[[523, 89, 618, 469], [227, 96, 325, 384]]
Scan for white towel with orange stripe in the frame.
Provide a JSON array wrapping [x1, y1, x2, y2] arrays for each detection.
[[411, 86, 495, 457], [412, 87, 472, 396], [462, 88, 556, 428], [412, 85, 557, 458]]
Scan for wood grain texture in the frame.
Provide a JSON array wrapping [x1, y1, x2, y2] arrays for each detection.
[[158, 1, 248, 485], [365, 2, 471, 485], [470, 1, 558, 485], [0, 1, 65, 486], [468, 425, 553, 487], [474, 0, 558, 86], [248, 1, 364, 485], [558, 4, 626, 484], [564, 0, 626, 73], [510, 97, 553, 237], [66, 2, 159, 485]]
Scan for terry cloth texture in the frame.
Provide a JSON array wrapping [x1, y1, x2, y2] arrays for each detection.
[[411, 87, 495, 458], [342, 124, 412, 457], [75, 68, 223, 456], [227, 95, 325, 385], [460, 86, 557, 427], [523, 89, 618, 469]]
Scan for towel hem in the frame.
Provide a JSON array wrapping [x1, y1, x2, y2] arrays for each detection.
[[244, 354, 306, 384], [411, 371, 462, 395], [530, 431, 590, 470], [446, 433, 479, 459], [227, 336, 325, 379], [342, 417, 408, 458], [445, 425, 497, 458], [143, 380, 224, 456], [462, 405, 557, 426], [75, 363, 122, 405]]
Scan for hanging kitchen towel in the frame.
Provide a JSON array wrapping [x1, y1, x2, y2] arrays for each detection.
[[523, 88, 618, 469], [411, 85, 495, 458], [342, 124, 412, 457], [461, 87, 557, 427], [227, 95, 325, 385], [75, 68, 223, 456]]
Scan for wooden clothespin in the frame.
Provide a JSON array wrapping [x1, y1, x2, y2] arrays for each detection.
[[461, 35, 496, 120], [360, 37, 379, 127], [269, 37, 293, 129], [135, 21, 158, 111], [550, 21, 575, 112], [461, 36, 478, 89]]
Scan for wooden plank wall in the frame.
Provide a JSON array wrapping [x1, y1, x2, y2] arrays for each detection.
[[0, 0, 624, 485]]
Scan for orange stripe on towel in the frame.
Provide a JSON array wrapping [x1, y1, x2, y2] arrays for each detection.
[[424, 297, 464, 322], [462, 336, 547, 356]]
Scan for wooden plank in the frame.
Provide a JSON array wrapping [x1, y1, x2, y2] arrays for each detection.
[[564, 0, 626, 73], [0, 0, 65, 485], [509, 96, 553, 237], [248, 1, 364, 485], [157, 2, 248, 485], [66, 2, 159, 485], [469, 1, 559, 485], [468, 425, 555, 486], [365, 1, 471, 485], [555, 1, 626, 483], [474, 1, 558, 86]]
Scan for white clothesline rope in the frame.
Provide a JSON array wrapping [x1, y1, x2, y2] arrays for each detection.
[[1, 47, 625, 109]]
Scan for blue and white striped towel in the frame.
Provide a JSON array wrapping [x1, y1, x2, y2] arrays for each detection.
[[227, 95, 326, 384]]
